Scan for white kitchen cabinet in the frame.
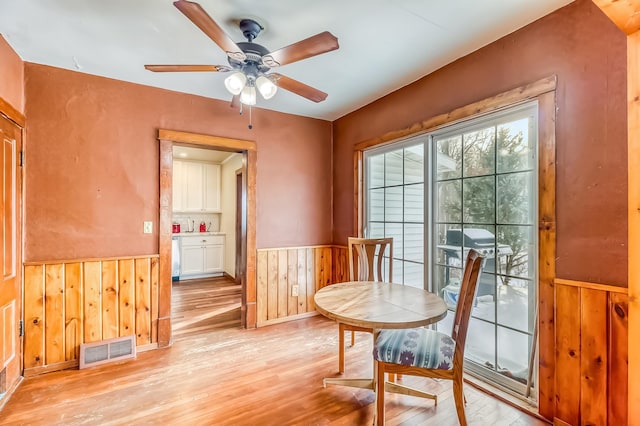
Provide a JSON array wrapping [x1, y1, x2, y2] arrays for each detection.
[[180, 244, 205, 276], [172, 160, 184, 212], [179, 234, 224, 278], [173, 160, 220, 213], [203, 244, 224, 273], [203, 163, 220, 211]]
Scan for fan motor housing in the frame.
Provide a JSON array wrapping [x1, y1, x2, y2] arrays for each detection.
[[228, 42, 271, 73]]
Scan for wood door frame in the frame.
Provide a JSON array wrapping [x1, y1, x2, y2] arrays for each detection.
[[352, 76, 557, 419], [235, 167, 247, 327], [0, 95, 24, 407], [157, 129, 257, 347]]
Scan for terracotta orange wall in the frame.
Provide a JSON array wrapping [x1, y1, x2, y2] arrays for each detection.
[[333, 0, 627, 286], [0, 35, 24, 114], [24, 64, 332, 261]]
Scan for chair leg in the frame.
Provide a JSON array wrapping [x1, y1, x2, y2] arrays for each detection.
[[338, 323, 345, 373], [375, 361, 386, 425], [452, 378, 467, 426]]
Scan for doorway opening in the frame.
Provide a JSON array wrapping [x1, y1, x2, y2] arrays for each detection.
[[157, 130, 257, 347], [170, 145, 245, 338]]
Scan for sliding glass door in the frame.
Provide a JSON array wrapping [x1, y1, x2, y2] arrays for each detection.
[[363, 102, 538, 397]]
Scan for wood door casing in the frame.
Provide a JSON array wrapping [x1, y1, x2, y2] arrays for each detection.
[[158, 130, 256, 338], [0, 113, 22, 399]]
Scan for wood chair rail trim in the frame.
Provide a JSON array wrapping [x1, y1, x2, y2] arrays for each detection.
[[256, 244, 346, 252], [554, 278, 628, 294], [24, 254, 160, 266]]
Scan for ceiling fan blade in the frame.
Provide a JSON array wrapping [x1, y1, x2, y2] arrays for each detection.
[[144, 64, 231, 72], [173, 0, 246, 62], [262, 32, 338, 67], [270, 73, 328, 103], [230, 95, 240, 109]]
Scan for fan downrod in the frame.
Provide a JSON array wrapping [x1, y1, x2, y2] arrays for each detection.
[[239, 19, 263, 42]]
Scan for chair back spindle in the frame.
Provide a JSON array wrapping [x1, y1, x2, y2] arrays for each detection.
[[348, 237, 393, 282], [450, 249, 484, 369]]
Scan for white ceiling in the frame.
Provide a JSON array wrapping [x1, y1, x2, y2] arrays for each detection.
[[0, 0, 573, 121]]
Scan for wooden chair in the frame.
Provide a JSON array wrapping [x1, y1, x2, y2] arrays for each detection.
[[373, 249, 484, 426], [338, 237, 393, 373]]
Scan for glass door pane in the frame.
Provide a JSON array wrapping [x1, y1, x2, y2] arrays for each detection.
[[432, 103, 538, 397], [365, 137, 426, 288]]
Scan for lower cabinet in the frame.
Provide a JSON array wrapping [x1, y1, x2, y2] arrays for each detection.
[[180, 235, 224, 278]]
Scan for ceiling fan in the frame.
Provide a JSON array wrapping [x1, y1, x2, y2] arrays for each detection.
[[145, 0, 339, 107]]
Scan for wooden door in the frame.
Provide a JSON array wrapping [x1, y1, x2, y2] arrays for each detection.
[[0, 114, 22, 397]]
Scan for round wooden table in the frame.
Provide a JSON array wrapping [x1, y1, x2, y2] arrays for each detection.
[[315, 281, 448, 330], [314, 280, 448, 421]]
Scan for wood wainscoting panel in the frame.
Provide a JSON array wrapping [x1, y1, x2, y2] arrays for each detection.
[[554, 279, 628, 425], [554, 284, 580, 424], [579, 288, 608, 425], [23, 255, 160, 375], [134, 257, 151, 346], [101, 260, 118, 340], [332, 246, 348, 284], [44, 264, 65, 365], [256, 246, 347, 326], [608, 292, 629, 424], [118, 259, 135, 338], [23, 265, 44, 369], [83, 262, 102, 344], [64, 263, 82, 361]]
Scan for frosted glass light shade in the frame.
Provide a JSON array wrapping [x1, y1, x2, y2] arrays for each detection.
[[240, 85, 257, 105], [224, 72, 247, 95], [256, 75, 278, 100]]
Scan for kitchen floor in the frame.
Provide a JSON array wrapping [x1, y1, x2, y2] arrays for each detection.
[[171, 276, 242, 341]]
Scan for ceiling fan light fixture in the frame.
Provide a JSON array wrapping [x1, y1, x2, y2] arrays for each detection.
[[256, 75, 278, 100], [240, 84, 257, 106], [224, 71, 247, 95]]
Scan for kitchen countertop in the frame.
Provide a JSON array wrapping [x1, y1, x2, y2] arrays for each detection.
[[172, 232, 225, 237]]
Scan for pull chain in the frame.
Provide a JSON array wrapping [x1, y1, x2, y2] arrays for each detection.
[[248, 105, 253, 130]]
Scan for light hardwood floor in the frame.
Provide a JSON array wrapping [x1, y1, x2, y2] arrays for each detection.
[[171, 276, 242, 340], [1, 304, 547, 424]]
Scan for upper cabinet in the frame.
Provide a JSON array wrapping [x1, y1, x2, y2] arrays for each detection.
[[173, 160, 221, 212]]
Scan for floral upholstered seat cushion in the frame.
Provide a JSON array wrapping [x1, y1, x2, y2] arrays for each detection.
[[373, 328, 456, 370]]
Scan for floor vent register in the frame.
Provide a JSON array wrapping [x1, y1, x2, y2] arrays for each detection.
[[79, 335, 136, 369]]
